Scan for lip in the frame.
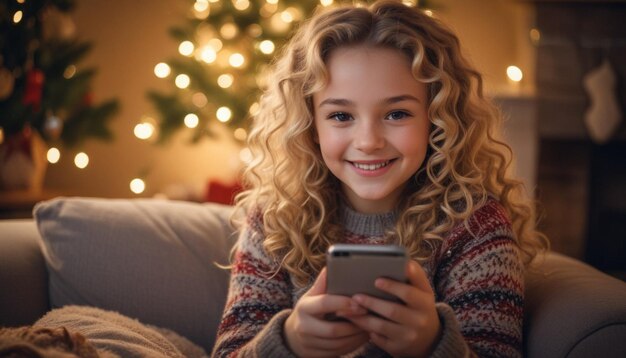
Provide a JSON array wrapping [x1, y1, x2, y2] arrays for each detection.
[[348, 158, 396, 177]]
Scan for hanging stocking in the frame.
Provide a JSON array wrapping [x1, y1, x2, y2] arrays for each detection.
[[583, 59, 622, 144]]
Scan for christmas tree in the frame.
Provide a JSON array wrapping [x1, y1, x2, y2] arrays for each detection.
[[0, 0, 119, 149], [146, 0, 427, 145]]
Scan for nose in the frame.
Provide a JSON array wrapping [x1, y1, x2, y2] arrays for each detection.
[[354, 120, 385, 153]]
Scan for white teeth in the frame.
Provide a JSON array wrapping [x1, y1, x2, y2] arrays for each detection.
[[353, 161, 390, 171]]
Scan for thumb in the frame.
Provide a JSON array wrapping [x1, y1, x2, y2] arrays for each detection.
[[305, 267, 327, 296]]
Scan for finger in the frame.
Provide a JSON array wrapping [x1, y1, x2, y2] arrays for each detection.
[[346, 313, 404, 338], [301, 318, 366, 340], [351, 293, 417, 325], [301, 330, 369, 352], [406, 260, 433, 294], [305, 267, 327, 296]]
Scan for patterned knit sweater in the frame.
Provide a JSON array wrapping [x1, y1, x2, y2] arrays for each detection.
[[211, 198, 523, 357]]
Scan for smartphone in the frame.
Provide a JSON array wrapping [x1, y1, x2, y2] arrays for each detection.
[[326, 244, 408, 302]]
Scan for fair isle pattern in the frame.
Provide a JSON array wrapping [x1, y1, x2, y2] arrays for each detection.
[[212, 198, 523, 358]]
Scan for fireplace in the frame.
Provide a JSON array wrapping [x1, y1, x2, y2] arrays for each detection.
[[533, 0, 626, 278]]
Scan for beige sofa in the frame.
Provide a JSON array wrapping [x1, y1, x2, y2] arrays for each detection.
[[0, 197, 625, 357]]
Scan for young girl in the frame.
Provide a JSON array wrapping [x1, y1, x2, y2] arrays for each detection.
[[212, 1, 546, 357]]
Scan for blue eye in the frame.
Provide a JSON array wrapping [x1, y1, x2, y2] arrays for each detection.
[[386, 111, 410, 120], [328, 112, 352, 122]]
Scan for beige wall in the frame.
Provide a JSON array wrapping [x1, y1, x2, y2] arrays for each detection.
[[44, 0, 536, 198]]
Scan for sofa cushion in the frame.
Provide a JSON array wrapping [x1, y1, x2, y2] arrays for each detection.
[[34, 197, 236, 352]]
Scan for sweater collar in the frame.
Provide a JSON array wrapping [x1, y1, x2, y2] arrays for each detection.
[[338, 201, 398, 236]]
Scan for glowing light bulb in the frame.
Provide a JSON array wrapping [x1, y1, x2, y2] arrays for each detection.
[[229, 53, 245, 68], [64, 65, 77, 79], [184, 113, 200, 128], [74, 152, 89, 169], [281, 10, 294, 23], [154, 62, 171, 78], [271, 13, 290, 32], [13, 11, 23, 24], [320, 0, 334, 6], [130, 178, 146, 194], [200, 47, 217, 63], [194, 0, 209, 12], [47, 148, 61, 164], [507, 66, 523, 82], [192, 92, 208, 107], [179, 41, 195, 56], [424, 9, 433, 17], [234, 0, 250, 11], [134, 122, 155, 140], [239, 147, 253, 164], [266, 0, 278, 4], [220, 23, 238, 40], [218, 74, 234, 88], [216, 107, 232, 122], [208, 38, 223, 51], [259, 40, 275, 54], [248, 24, 263, 37], [530, 28, 541, 43], [175, 74, 191, 89], [249, 102, 260, 115], [234, 128, 247, 141]]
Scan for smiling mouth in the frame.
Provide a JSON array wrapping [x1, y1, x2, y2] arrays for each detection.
[[351, 160, 394, 171]]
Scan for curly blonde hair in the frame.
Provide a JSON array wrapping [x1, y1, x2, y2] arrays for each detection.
[[235, 0, 547, 286]]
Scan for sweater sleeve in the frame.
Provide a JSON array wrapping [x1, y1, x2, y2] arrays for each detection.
[[429, 199, 524, 358], [211, 212, 296, 358]]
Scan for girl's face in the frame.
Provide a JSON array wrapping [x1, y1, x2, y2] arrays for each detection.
[[313, 45, 430, 214]]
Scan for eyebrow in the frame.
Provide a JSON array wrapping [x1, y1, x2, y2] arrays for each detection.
[[318, 94, 421, 108]]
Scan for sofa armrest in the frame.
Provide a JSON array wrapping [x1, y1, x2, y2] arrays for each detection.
[[0, 219, 50, 327], [524, 252, 626, 358]]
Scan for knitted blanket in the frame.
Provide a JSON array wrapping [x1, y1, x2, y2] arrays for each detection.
[[24, 305, 208, 358]]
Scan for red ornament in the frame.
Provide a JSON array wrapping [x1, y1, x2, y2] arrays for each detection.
[[22, 69, 45, 112], [82, 91, 94, 107], [1, 127, 33, 163]]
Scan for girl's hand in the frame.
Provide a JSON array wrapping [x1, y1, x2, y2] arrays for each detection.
[[284, 268, 370, 357], [346, 260, 441, 358]]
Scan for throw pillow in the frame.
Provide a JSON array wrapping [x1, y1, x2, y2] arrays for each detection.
[[34, 197, 236, 352]]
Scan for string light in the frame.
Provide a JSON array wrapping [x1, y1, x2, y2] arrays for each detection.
[[178, 41, 195, 56], [218, 74, 234, 88], [0, 127, 4, 145], [233, 0, 250, 11], [216, 106, 232, 122], [239, 147, 253, 164], [200, 46, 217, 63], [192, 92, 208, 107], [229, 53, 245, 67], [47, 148, 61, 164], [130, 178, 146, 194], [234, 128, 247, 141], [134, 122, 155, 140], [320, 0, 334, 6], [259, 40, 275, 54], [506, 65, 523, 82], [208, 38, 223, 51], [220, 23, 238, 39], [175, 74, 191, 89], [194, 0, 209, 12], [13, 11, 23, 24], [64, 65, 77, 79], [154, 62, 171, 78], [184, 113, 200, 128], [74, 152, 89, 169], [530, 28, 541, 44], [249, 102, 260, 115]]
